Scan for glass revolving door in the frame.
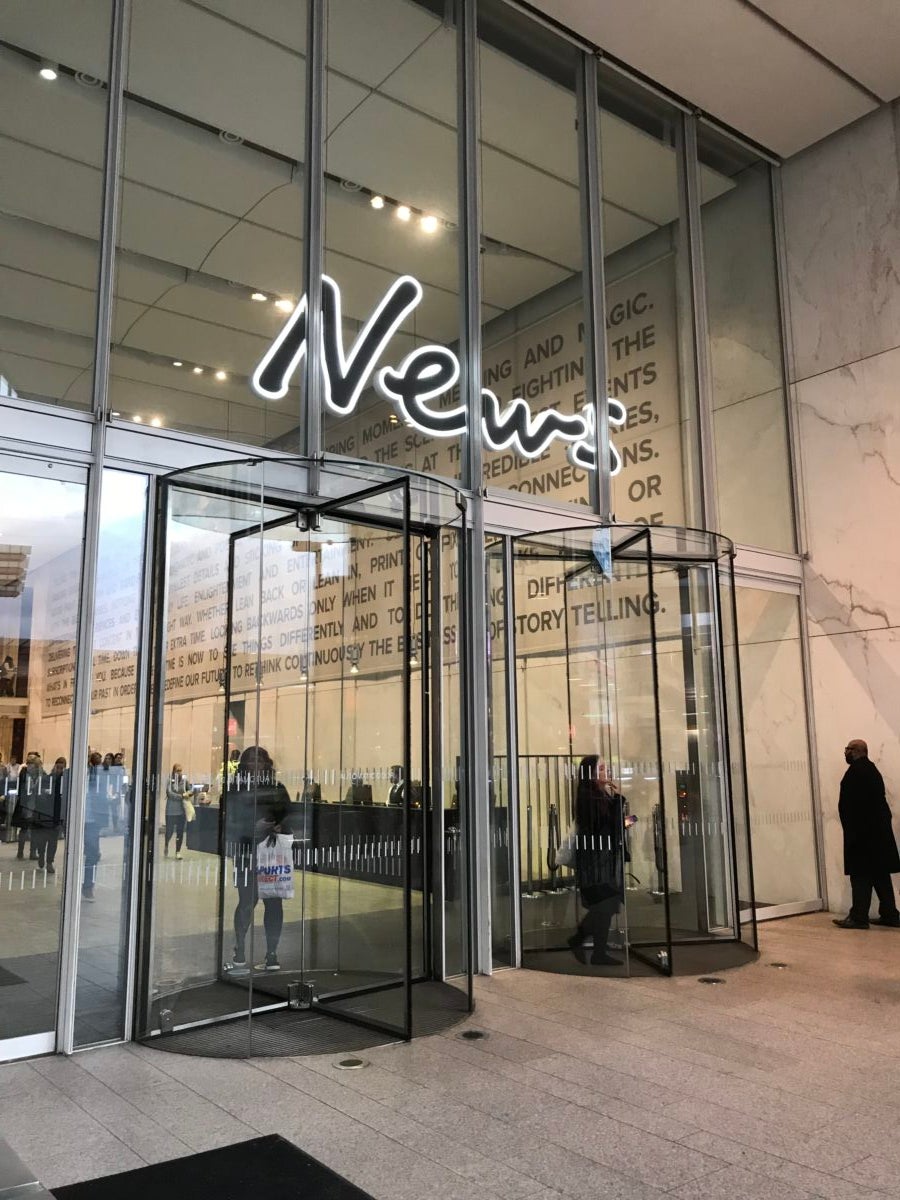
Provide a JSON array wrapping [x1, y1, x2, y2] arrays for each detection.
[[137, 458, 472, 1055], [506, 524, 757, 978]]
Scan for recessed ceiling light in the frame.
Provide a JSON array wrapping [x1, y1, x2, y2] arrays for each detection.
[[275, 298, 294, 313], [133, 415, 143, 423], [370, 195, 385, 210], [150, 417, 163, 427], [215, 370, 227, 381], [396, 204, 411, 222], [39, 61, 58, 81], [420, 214, 439, 234], [192, 366, 203, 375], [250, 291, 267, 302], [110, 410, 121, 417], [172, 360, 183, 367]]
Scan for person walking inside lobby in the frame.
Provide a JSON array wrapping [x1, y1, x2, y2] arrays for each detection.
[[568, 755, 635, 966], [164, 763, 190, 859], [833, 739, 900, 929]]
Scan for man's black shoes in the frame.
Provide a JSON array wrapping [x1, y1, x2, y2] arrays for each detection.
[[832, 916, 869, 929]]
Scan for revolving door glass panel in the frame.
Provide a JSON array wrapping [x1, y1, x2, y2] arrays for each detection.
[[139, 459, 470, 1053], [509, 525, 756, 978]]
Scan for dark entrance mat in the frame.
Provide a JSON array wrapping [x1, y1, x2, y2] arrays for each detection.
[[51, 1134, 375, 1200], [0, 965, 26, 986]]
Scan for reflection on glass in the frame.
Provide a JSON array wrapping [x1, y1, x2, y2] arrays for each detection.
[[0, 3, 111, 410], [0, 462, 87, 1046], [322, 0, 460, 478], [736, 587, 817, 909], [141, 462, 469, 1051], [76, 470, 148, 1046], [478, 1, 591, 504], [699, 127, 794, 551], [110, 0, 307, 444], [486, 542, 512, 967], [598, 73, 700, 527]]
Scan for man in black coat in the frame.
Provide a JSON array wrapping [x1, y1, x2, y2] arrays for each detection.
[[833, 739, 900, 929]]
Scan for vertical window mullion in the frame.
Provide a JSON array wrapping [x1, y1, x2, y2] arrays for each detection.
[[303, 0, 327, 466], [577, 52, 611, 520]]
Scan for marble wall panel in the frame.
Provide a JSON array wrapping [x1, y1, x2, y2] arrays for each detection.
[[781, 104, 900, 383], [797, 343, 900, 634], [807, 627, 900, 914]]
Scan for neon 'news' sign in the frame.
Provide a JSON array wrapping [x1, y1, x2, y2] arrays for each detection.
[[252, 275, 623, 474]]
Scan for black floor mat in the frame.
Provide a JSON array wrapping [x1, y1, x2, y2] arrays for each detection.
[[51, 1135, 375, 1200]]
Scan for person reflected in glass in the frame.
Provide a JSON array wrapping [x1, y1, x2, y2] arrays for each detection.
[[83, 751, 106, 901], [32, 756, 67, 873], [109, 751, 128, 828], [387, 764, 404, 806], [164, 763, 191, 860], [0, 655, 16, 696], [224, 745, 291, 975], [568, 755, 634, 967], [15, 751, 45, 861]]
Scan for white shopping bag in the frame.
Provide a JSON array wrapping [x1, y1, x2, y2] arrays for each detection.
[[256, 832, 295, 899]]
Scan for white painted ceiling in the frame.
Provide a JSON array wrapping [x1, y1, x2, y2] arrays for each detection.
[[531, 0, 898, 158]]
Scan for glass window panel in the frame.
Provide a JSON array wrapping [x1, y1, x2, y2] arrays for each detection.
[[698, 126, 795, 552], [478, 1, 592, 505], [110, 0, 307, 446], [0, 2, 112, 412], [598, 71, 701, 528], [75, 470, 148, 1046], [0, 458, 87, 1047], [736, 586, 818, 907], [321, 0, 461, 480]]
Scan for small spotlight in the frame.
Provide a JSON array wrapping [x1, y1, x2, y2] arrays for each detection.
[[133, 415, 143, 424], [300, 668, 308, 683], [39, 61, 58, 81], [150, 416, 163, 427], [349, 662, 359, 676], [420, 214, 439, 234], [192, 366, 203, 375], [250, 291, 267, 302], [172, 360, 183, 367], [110, 411, 121, 417], [215, 370, 228, 381], [275, 298, 294, 313], [370, 195, 385, 210], [396, 204, 411, 222]]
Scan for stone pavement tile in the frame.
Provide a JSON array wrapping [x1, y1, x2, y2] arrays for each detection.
[[668, 1164, 820, 1200], [440, 1025, 564, 1065], [254, 1057, 543, 1200], [679, 1130, 881, 1200], [678, 1122, 863, 1178], [39, 1141, 146, 1191], [0, 1090, 123, 1166], [839, 1154, 900, 1193], [526, 1052, 682, 1113], [0, 1061, 58, 1102], [32, 1055, 193, 1164], [433, 1039, 697, 1142], [516, 1101, 721, 1192]]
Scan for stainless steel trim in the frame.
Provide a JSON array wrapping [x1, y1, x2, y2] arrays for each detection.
[[121, 473, 155, 1042], [747, 898, 824, 922], [459, 0, 482, 492], [683, 113, 719, 532], [429, 535, 446, 979], [770, 165, 827, 908], [303, 0, 326, 467], [578, 53, 611, 520], [57, 0, 131, 1056], [501, 537, 522, 967]]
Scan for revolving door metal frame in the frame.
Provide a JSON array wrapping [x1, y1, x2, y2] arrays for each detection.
[[136, 462, 474, 1049], [495, 522, 758, 978]]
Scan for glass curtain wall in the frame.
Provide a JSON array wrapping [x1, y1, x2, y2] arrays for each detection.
[[697, 126, 794, 552], [477, 1, 593, 506], [321, 0, 462, 479], [735, 586, 819, 911], [108, 0, 308, 445], [596, 71, 701, 529], [0, 458, 87, 1051], [0, 1, 112, 412]]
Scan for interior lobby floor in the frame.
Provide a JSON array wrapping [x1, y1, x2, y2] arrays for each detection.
[[3, 912, 900, 1200]]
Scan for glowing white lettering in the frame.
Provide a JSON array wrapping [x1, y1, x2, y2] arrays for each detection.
[[252, 275, 622, 475]]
